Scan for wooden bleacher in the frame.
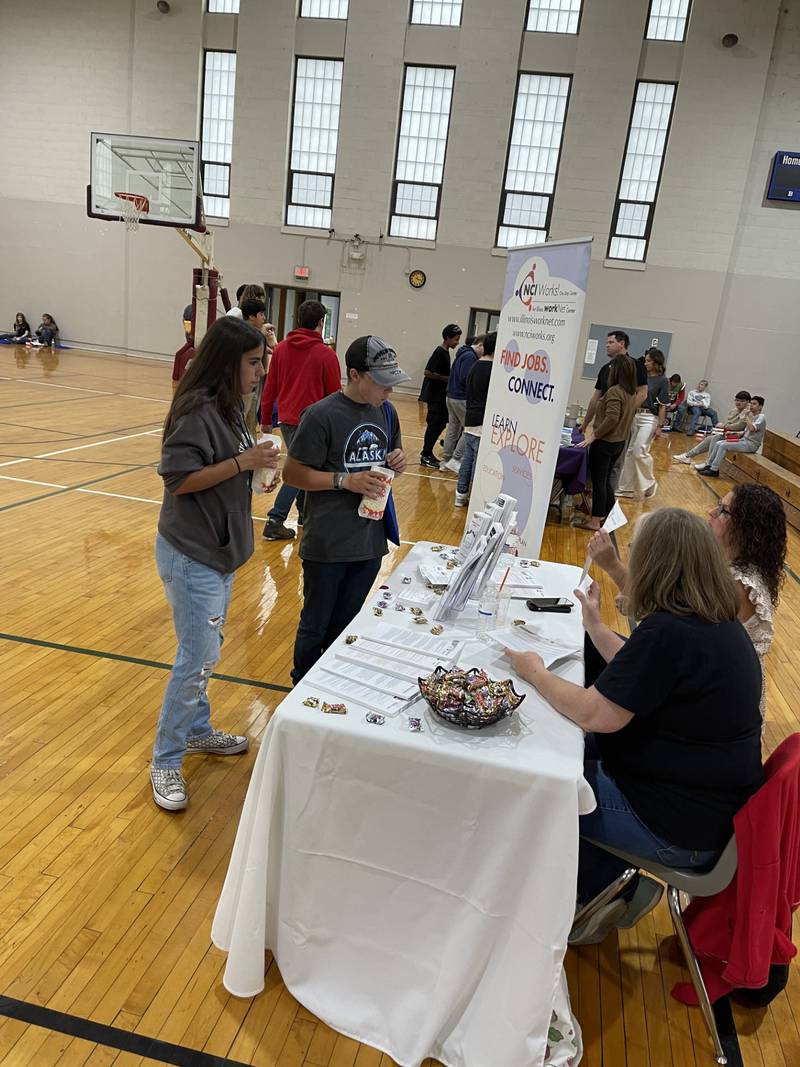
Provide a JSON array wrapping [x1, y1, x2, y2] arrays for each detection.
[[721, 429, 800, 530]]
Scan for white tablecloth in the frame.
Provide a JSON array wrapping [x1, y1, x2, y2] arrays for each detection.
[[212, 542, 595, 1067]]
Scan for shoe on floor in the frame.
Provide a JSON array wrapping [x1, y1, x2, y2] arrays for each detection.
[[616, 875, 664, 928], [263, 519, 296, 540], [673, 453, 692, 464], [419, 454, 440, 469], [150, 767, 188, 811], [185, 730, 249, 756], [455, 490, 469, 507], [698, 467, 719, 477], [568, 898, 628, 946], [442, 458, 462, 474]]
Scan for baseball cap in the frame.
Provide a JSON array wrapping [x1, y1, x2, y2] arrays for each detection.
[[345, 335, 411, 388]]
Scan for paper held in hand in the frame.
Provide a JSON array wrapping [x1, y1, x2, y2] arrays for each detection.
[[578, 501, 628, 591]]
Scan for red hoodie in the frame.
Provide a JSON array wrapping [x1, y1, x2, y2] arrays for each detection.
[[672, 733, 800, 1005], [260, 328, 341, 427]]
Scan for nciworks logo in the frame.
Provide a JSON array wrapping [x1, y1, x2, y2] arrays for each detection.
[[343, 423, 387, 470], [515, 266, 537, 310]]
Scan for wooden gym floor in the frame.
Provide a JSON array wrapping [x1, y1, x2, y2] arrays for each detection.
[[0, 344, 799, 1067]]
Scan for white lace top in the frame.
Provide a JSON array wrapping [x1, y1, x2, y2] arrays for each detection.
[[730, 563, 774, 719], [730, 563, 774, 657]]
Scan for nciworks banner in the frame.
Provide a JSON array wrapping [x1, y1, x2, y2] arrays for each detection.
[[467, 238, 592, 558]]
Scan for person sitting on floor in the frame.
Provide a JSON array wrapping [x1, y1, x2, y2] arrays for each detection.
[[27, 313, 58, 347], [508, 508, 763, 945], [0, 313, 32, 344]]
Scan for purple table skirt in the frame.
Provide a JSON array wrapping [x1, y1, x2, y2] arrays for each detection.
[[555, 428, 589, 495]]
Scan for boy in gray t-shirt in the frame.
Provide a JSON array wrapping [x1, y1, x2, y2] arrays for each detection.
[[699, 396, 767, 476], [282, 336, 409, 682]]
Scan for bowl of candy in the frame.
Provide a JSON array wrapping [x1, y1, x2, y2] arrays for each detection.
[[418, 666, 525, 730]]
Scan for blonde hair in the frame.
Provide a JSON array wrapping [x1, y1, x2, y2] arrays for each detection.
[[624, 508, 739, 623], [239, 284, 265, 304]]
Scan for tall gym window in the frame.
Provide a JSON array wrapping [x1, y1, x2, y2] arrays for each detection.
[[526, 0, 582, 34], [299, 0, 349, 17], [389, 65, 455, 241], [608, 80, 677, 262], [646, 0, 691, 42], [410, 1, 463, 25], [496, 73, 571, 248], [287, 57, 343, 229], [200, 51, 237, 220], [207, 0, 239, 11]]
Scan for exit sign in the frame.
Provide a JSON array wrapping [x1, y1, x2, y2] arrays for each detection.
[[294, 265, 311, 280]]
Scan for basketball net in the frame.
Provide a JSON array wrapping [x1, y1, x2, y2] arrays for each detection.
[[114, 192, 150, 233]]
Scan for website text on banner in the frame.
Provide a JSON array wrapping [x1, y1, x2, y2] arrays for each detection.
[[467, 238, 592, 558]]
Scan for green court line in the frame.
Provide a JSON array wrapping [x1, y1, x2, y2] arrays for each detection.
[[0, 463, 153, 513], [0, 632, 291, 694]]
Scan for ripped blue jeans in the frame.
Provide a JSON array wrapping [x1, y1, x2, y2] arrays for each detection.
[[152, 533, 234, 769]]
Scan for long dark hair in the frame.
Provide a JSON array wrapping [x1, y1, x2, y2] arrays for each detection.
[[15, 312, 30, 330], [42, 314, 58, 330], [608, 353, 637, 395], [728, 483, 787, 605], [164, 317, 264, 439]]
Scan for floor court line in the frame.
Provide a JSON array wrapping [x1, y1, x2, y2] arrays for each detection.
[[0, 427, 162, 470], [0, 374, 172, 406], [0, 474, 67, 488], [0, 994, 254, 1067], [0, 464, 153, 513], [0, 632, 291, 694]]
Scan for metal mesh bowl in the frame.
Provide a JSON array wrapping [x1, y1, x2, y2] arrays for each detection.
[[418, 666, 525, 730]]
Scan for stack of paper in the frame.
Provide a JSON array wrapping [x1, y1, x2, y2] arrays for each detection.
[[486, 625, 582, 669]]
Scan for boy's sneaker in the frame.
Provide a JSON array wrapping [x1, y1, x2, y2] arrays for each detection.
[[673, 453, 692, 464], [263, 519, 296, 540], [455, 491, 469, 507], [419, 454, 440, 469], [185, 730, 249, 755], [150, 767, 188, 811], [442, 458, 461, 474]]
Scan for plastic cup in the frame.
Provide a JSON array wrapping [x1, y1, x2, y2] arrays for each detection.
[[253, 433, 282, 494], [358, 465, 395, 520]]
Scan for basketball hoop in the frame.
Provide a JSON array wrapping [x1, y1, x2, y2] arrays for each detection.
[[114, 191, 150, 232]]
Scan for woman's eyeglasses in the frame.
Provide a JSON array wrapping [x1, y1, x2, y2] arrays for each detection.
[[710, 504, 731, 518]]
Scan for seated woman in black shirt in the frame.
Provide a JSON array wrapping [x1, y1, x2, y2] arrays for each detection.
[[507, 508, 763, 944]]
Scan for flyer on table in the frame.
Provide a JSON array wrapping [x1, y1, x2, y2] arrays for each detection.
[[467, 237, 593, 558]]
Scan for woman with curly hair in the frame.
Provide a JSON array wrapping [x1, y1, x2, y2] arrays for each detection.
[[587, 483, 787, 715]]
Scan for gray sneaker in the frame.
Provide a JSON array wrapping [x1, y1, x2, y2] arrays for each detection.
[[185, 730, 249, 756], [673, 453, 692, 464], [568, 898, 627, 946], [263, 520, 296, 540], [616, 875, 664, 928], [150, 767, 188, 811]]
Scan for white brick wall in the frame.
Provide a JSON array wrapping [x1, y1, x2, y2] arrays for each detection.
[[1, 0, 799, 429]]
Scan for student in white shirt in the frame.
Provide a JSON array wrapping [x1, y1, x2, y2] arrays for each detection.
[[681, 379, 717, 435], [698, 396, 766, 477]]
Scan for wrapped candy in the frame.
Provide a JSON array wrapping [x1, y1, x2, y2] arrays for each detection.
[[418, 666, 525, 730]]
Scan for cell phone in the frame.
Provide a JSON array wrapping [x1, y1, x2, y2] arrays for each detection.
[[526, 597, 573, 613]]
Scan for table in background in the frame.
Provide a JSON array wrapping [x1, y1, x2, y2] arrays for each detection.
[[552, 429, 589, 521], [212, 543, 594, 1067]]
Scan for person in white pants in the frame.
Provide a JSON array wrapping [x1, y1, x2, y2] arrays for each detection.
[[615, 348, 669, 500], [698, 397, 766, 477]]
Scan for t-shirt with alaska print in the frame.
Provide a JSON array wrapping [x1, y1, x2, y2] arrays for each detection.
[[289, 391, 402, 563]]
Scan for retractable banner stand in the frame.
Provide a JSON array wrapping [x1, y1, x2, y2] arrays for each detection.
[[467, 237, 593, 558]]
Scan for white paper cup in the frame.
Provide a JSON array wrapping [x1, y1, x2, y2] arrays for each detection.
[[358, 464, 395, 520], [253, 433, 282, 494]]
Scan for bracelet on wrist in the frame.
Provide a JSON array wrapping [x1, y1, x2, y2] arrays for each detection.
[[232, 455, 241, 474]]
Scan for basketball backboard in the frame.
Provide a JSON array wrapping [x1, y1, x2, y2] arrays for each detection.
[[87, 132, 203, 230]]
